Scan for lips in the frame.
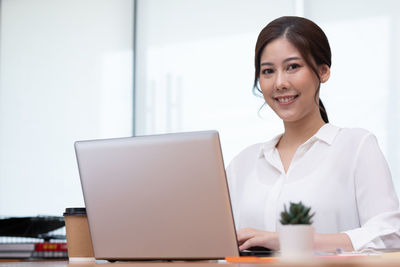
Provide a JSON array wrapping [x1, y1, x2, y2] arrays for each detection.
[[274, 95, 299, 105]]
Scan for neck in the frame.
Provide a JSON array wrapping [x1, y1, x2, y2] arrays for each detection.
[[280, 110, 326, 148]]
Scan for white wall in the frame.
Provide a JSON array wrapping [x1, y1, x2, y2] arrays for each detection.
[[135, 0, 400, 194], [1, 0, 399, 217], [0, 0, 133, 216], [136, 0, 296, 164]]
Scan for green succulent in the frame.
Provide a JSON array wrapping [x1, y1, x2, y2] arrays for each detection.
[[280, 201, 315, 225]]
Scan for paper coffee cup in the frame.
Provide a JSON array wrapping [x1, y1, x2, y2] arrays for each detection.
[[64, 208, 95, 261]]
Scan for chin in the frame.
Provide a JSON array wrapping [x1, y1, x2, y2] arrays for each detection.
[[276, 113, 299, 122]]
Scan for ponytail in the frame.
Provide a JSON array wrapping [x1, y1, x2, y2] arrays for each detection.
[[319, 99, 329, 123]]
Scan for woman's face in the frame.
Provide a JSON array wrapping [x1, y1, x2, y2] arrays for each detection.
[[259, 37, 329, 123]]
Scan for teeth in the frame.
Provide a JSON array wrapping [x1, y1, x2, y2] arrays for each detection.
[[277, 96, 296, 103]]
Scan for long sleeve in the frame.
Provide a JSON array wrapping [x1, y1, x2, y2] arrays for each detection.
[[344, 133, 400, 250]]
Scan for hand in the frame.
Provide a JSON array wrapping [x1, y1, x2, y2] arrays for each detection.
[[237, 227, 279, 251]]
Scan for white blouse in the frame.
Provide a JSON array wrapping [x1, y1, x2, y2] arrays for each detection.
[[226, 123, 400, 250]]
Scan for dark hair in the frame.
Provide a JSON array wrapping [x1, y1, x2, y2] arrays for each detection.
[[253, 16, 331, 123]]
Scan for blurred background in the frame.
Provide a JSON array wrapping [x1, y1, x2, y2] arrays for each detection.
[[0, 0, 399, 216]]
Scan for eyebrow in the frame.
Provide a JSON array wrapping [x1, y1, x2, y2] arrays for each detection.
[[260, 57, 302, 66]]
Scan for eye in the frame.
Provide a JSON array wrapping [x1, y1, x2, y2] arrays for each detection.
[[261, 68, 274, 75], [287, 63, 301, 71]]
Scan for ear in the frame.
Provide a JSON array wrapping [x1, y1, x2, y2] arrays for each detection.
[[319, 64, 330, 83]]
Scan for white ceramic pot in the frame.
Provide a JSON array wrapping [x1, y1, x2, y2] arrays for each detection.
[[278, 224, 314, 261]]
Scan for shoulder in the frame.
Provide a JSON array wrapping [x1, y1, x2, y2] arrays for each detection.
[[338, 126, 372, 137], [226, 140, 268, 177], [228, 142, 263, 168], [225, 142, 263, 186], [333, 125, 376, 145], [227, 134, 280, 172], [329, 125, 382, 160]]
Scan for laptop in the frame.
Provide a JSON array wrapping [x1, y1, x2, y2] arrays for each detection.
[[75, 130, 271, 261]]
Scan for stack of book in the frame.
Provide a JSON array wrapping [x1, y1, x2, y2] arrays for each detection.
[[0, 242, 68, 259], [0, 243, 34, 258], [33, 242, 68, 259], [0, 216, 68, 259]]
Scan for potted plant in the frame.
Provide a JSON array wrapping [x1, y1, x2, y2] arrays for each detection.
[[278, 201, 315, 261]]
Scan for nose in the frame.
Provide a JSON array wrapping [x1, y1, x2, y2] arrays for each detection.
[[275, 71, 289, 91]]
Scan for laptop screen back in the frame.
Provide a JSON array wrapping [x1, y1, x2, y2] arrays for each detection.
[[75, 131, 239, 260]]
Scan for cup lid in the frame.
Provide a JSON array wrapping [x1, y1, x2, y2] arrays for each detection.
[[63, 207, 86, 216]]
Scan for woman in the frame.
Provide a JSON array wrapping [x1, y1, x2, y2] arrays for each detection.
[[226, 16, 400, 252]]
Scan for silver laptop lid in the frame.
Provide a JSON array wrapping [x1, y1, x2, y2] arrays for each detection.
[[75, 130, 239, 260]]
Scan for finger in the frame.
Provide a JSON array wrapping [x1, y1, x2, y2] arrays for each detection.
[[239, 238, 255, 251], [236, 228, 256, 243], [239, 236, 267, 251]]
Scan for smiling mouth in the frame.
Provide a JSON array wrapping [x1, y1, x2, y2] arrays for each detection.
[[274, 95, 299, 104]]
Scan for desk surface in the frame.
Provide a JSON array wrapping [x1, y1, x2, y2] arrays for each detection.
[[1, 257, 400, 267]]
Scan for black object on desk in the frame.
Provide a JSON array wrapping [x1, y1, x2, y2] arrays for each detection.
[[240, 246, 274, 257], [0, 216, 65, 239]]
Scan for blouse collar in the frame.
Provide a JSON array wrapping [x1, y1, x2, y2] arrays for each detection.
[[258, 123, 340, 158]]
